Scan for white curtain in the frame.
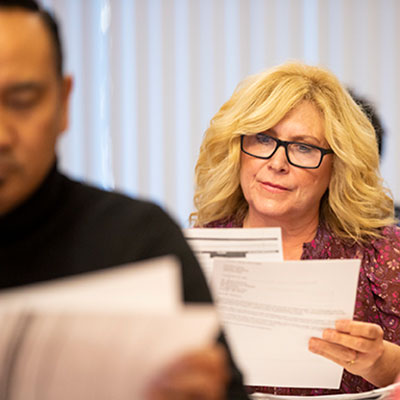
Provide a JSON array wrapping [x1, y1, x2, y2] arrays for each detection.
[[42, 0, 400, 226]]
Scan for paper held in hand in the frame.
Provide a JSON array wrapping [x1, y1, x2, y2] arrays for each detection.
[[0, 256, 219, 400], [185, 228, 361, 389], [184, 227, 284, 282]]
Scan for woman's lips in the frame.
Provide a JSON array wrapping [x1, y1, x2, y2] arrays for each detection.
[[260, 181, 290, 192]]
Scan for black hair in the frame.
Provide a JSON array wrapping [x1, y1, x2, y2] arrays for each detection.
[[0, 0, 63, 76], [348, 89, 385, 157]]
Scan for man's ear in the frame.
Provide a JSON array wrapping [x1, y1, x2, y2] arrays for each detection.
[[59, 75, 73, 133]]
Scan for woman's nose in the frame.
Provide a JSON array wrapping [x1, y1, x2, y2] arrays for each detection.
[[267, 145, 289, 172]]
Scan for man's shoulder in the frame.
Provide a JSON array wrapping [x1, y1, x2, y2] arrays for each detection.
[[55, 173, 184, 247], [62, 174, 168, 222], [57, 173, 189, 267]]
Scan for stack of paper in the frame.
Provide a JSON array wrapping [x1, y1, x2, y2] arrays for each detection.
[[185, 228, 361, 389]]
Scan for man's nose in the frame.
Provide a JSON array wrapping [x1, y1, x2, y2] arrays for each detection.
[[0, 113, 14, 150]]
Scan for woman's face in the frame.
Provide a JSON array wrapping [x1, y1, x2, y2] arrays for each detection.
[[240, 101, 333, 227]]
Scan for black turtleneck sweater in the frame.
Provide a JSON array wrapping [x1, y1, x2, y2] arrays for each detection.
[[0, 165, 248, 399], [0, 165, 210, 303]]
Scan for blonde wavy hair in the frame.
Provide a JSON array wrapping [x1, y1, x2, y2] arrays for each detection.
[[190, 61, 395, 242]]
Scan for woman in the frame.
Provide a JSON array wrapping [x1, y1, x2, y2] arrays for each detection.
[[191, 62, 400, 395]]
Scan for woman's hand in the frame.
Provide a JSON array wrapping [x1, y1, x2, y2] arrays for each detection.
[[309, 319, 400, 387], [145, 344, 230, 400]]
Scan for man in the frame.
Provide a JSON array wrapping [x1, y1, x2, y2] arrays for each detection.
[[0, 1, 248, 398]]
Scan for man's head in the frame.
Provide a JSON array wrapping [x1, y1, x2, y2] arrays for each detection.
[[0, 0, 63, 77], [0, 0, 72, 215]]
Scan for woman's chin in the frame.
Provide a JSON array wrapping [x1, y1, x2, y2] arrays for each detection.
[[246, 208, 293, 226]]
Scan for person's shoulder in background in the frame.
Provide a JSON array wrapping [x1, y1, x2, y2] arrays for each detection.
[[348, 89, 400, 226], [395, 205, 400, 225]]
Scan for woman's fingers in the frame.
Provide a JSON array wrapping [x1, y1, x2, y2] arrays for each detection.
[[309, 337, 357, 366], [322, 327, 381, 353], [335, 319, 384, 340], [309, 320, 385, 376]]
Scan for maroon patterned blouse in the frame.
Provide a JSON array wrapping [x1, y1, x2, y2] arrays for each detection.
[[207, 219, 400, 395]]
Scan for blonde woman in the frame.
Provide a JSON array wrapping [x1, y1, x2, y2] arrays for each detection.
[[191, 62, 400, 395]]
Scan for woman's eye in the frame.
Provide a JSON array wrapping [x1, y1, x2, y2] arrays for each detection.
[[294, 143, 314, 153], [255, 134, 273, 144]]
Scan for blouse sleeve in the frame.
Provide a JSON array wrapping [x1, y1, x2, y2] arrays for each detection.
[[363, 225, 400, 344]]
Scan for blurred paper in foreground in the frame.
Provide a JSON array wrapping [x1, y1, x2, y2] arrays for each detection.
[[0, 256, 218, 400]]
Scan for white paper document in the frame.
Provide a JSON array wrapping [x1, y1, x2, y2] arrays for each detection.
[[0, 256, 219, 400], [212, 258, 361, 389], [0, 256, 182, 314], [184, 227, 283, 282]]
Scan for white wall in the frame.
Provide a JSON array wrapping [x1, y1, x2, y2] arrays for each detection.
[[42, 0, 400, 226]]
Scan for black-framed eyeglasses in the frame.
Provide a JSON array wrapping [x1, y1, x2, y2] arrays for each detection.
[[241, 133, 334, 169]]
